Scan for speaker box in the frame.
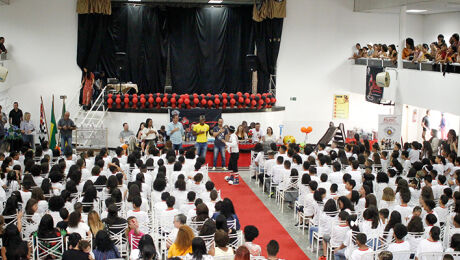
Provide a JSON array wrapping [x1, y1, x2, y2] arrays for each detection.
[[0, 66, 7, 82], [245, 54, 261, 72]]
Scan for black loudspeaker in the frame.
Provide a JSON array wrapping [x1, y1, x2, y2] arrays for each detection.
[[245, 54, 260, 72], [115, 52, 127, 82]]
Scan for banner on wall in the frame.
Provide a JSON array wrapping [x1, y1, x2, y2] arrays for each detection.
[[169, 109, 222, 142], [378, 115, 402, 149], [333, 95, 349, 119], [365, 66, 384, 104]]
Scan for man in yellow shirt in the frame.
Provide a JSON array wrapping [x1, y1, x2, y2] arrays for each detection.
[[193, 115, 210, 158]]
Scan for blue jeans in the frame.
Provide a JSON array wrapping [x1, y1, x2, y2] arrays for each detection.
[[195, 142, 208, 158], [213, 145, 226, 167], [173, 143, 182, 152], [309, 226, 318, 245], [334, 248, 346, 260], [61, 135, 73, 151], [22, 134, 34, 149]]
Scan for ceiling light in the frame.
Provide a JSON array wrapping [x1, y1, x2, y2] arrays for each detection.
[[209, 0, 223, 3], [406, 9, 427, 13]]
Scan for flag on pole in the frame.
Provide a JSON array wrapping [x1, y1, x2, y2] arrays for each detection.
[[38, 97, 49, 145], [61, 98, 66, 118], [50, 96, 58, 149]]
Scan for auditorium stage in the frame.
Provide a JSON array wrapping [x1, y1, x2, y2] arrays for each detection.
[[100, 108, 285, 148]]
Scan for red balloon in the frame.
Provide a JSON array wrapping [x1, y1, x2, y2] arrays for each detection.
[[250, 94, 255, 99], [236, 92, 242, 96], [107, 98, 113, 105], [271, 98, 276, 103], [194, 98, 199, 104], [230, 98, 236, 105], [156, 97, 161, 103], [223, 98, 228, 104], [184, 98, 190, 105], [207, 93, 212, 97], [238, 97, 244, 103], [178, 98, 183, 104], [171, 98, 176, 104], [265, 98, 270, 103], [230, 93, 234, 99], [140, 97, 146, 104], [251, 100, 257, 107], [193, 93, 198, 98], [162, 97, 168, 103], [222, 93, 227, 99], [124, 97, 129, 103], [201, 99, 207, 106], [245, 98, 250, 104], [148, 97, 154, 104], [214, 98, 220, 105], [208, 100, 213, 107], [133, 97, 138, 104], [244, 93, 249, 98], [258, 100, 264, 105]]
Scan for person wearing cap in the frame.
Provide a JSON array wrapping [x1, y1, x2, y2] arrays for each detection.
[[224, 125, 240, 185], [192, 115, 210, 158]]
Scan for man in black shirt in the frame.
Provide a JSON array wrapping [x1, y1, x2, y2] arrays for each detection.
[[8, 102, 23, 128], [62, 233, 91, 260]]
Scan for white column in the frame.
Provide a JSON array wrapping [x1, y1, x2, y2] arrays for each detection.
[[394, 5, 406, 117]]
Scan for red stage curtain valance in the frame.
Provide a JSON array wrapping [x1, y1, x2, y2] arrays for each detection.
[[77, 0, 111, 15]]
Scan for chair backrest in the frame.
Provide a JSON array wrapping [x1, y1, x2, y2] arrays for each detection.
[[391, 251, 413, 260], [227, 219, 237, 230], [22, 215, 39, 241], [198, 233, 215, 252], [3, 214, 18, 227], [33, 236, 65, 259], [130, 233, 143, 252], [188, 220, 206, 235]]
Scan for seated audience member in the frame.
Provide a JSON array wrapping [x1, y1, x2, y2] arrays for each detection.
[[387, 223, 411, 257], [213, 230, 234, 257], [62, 233, 90, 260], [350, 233, 371, 259], [168, 225, 195, 258], [243, 225, 262, 256], [234, 245, 251, 260], [1, 224, 30, 260], [183, 237, 213, 260], [129, 234, 157, 260], [66, 211, 91, 238], [93, 230, 121, 260], [126, 216, 144, 250], [266, 240, 280, 260], [416, 226, 443, 259]]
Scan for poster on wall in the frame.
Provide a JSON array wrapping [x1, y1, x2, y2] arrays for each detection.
[[378, 114, 402, 149], [169, 109, 222, 142], [365, 66, 384, 104], [333, 95, 349, 119]]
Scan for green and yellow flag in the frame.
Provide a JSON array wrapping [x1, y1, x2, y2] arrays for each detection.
[[50, 95, 58, 149]]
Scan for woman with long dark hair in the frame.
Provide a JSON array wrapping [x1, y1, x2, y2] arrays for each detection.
[[36, 214, 63, 239], [1, 224, 30, 259], [183, 237, 213, 260], [213, 198, 240, 231], [93, 230, 120, 260]]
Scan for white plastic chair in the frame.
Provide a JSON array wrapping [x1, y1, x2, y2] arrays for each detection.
[[107, 223, 129, 258], [33, 236, 65, 259], [198, 233, 215, 252]]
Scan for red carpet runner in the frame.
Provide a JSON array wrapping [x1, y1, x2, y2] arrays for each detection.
[[209, 172, 309, 260]]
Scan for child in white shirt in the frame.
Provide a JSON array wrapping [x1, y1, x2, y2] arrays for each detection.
[[387, 223, 411, 260], [350, 233, 372, 260]]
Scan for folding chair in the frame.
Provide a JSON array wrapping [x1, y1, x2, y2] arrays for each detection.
[[188, 220, 206, 235], [107, 223, 129, 258], [275, 176, 299, 213], [311, 211, 339, 259], [21, 215, 39, 242], [33, 236, 65, 259], [3, 213, 18, 227], [130, 233, 143, 251], [198, 233, 215, 252]]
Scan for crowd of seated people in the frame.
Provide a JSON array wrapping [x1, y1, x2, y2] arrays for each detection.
[[0, 137, 285, 260], [257, 129, 459, 260], [350, 33, 460, 65]]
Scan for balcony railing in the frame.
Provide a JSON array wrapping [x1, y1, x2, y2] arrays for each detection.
[[354, 58, 460, 74]]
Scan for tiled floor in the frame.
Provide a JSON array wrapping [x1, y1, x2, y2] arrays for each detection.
[[238, 170, 317, 260]]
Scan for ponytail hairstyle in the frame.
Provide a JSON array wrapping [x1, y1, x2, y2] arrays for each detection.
[[430, 226, 441, 241]]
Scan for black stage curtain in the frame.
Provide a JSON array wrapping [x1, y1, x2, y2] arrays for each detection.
[[254, 18, 283, 93], [77, 5, 280, 94]]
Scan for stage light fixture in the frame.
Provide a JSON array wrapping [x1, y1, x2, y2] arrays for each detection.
[[406, 9, 427, 13]]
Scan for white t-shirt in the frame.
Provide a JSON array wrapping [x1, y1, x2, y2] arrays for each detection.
[[387, 241, 411, 253], [350, 247, 373, 260], [67, 222, 90, 238], [126, 210, 150, 233], [416, 239, 443, 258]]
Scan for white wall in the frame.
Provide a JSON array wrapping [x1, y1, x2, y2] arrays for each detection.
[[0, 0, 458, 147], [422, 12, 460, 44], [0, 0, 80, 124]]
